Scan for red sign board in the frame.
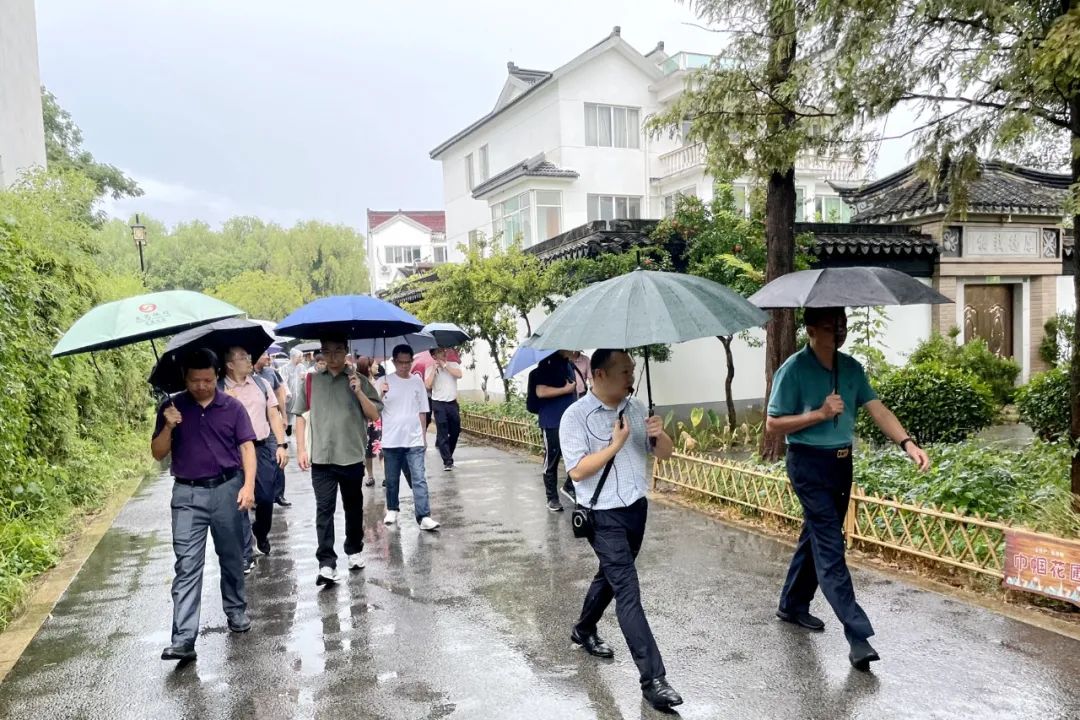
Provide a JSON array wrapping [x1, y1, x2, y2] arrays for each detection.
[[1003, 529, 1080, 607]]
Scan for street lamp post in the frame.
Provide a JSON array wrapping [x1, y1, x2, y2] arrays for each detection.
[[131, 214, 148, 274]]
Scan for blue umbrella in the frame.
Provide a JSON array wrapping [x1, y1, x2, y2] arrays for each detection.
[[505, 345, 558, 377], [276, 295, 424, 340]]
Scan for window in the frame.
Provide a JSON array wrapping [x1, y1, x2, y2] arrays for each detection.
[[588, 194, 642, 222], [479, 145, 490, 181], [795, 187, 806, 222], [584, 104, 641, 148], [815, 195, 853, 222], [433, 245, 448, 263], [467, 229, 483, 253], [385, 246, 422, 265], [465, 153, 474, 190], [492, 192, 532, 246], [535, 190, 562, 241], [731, 185, 748, 215], [662, 185, 697, 217]]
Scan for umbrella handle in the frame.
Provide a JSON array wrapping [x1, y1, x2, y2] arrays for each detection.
[[644, 347, 657, 448], [833, 331, 840, 428]]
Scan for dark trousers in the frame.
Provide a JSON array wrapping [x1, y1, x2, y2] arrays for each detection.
[[575, 498, 666, 685], [779, 444, 874, 641], [431, 399, 460, 467], [311, 462, 365, 569], [541, 427, 562, 503], [241, 442, 277, 562]]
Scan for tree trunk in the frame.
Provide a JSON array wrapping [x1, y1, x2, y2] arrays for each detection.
[[482, 332, 512, 400], [1068, 92, 1080, 510], [758, 0, 799, 461], [719, 335, 737, 430], [520, 312, 532, 337]]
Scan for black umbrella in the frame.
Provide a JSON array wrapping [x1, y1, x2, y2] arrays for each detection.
[[148, 317, 274, 393], [749, 266, 953, 425]]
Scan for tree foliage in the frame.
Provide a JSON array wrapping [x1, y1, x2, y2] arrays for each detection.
[[41, 88, 142, 202], [89, 215, 369, 304], [405, 238, 522, 399], [210, 269, 306, 322]]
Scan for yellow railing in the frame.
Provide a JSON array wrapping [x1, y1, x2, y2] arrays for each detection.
[[460, 412, 543, 454], [655, 452, 1009, 578], [462, 416, 1025, 580]]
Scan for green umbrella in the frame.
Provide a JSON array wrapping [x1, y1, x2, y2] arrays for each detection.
[[51, 290, 245, 358], [524, 268, 768, 411]]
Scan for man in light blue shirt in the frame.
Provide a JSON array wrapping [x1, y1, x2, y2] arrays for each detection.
[[560, 349, 682, 711], [767, 307, 930, 672]]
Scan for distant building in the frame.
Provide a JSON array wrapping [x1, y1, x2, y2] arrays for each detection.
[[365, 210, 447, 294], [0, 0, 47, 187]]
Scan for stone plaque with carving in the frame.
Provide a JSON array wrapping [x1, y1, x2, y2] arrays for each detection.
[[941, 226, 962, 257], [1042, 229, 1060, 258], [965, 228, 1039, 257]]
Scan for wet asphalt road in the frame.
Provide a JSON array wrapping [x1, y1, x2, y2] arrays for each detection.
[[1, 440, 1078, 720]]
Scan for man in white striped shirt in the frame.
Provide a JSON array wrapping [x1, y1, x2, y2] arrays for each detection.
[[559, 349, 682, 711]]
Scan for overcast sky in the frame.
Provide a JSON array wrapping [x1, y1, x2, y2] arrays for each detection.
[[35, 0, 915, 229]]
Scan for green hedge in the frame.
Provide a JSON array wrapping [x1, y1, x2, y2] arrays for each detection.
[[460, 397, 533, 422], [909, 332, 1020, 405], [1015, 367, 1070, 440], [856, 362, 996, 444], [0, 172, 154, 629]]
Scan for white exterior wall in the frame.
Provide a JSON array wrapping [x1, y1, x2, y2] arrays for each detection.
[[0, 0, 47, 187], [368, 218, 442, 293], [1057, 275, 1075, 316], [440, 84, 563, 258]]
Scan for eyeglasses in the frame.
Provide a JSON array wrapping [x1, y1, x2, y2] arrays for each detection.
[[392, 358, 413, 366], [321, 349, 348, 357]]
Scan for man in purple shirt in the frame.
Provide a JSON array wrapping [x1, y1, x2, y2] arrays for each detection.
[[151, 348, 257, 663]]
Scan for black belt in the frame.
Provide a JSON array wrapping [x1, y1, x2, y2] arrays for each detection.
[[788, 444, 852, 459], [175, 471, 239, 488], [253, 438, 267, 447]]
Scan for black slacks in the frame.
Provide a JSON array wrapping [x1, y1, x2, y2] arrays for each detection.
[[575, 497, 666, 685]]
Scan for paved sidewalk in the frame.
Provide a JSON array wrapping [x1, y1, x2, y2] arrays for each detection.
[[0, 441, 1077, 719]]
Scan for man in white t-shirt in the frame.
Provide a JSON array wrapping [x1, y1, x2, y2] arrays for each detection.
[[379, 344, 440, 531], [424, 347, 462, 471]]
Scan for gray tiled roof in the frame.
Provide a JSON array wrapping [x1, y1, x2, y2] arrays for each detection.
[[471, 154, 578, 198], [835, 160, 1071, 223], [797, 223, 938, 257]]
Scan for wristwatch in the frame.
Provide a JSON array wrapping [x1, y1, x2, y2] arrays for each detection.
[[279, 441, 289, 449], [898, 437, 916, 452]]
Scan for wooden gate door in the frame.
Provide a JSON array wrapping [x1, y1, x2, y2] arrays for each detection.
[[963, 284, 1014, 358]]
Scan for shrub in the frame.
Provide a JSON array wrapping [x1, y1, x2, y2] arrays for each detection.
[[460, 397, 532, 422], [909, 331, 1020, 405], [856, 362, 995, 444], [853, 439, 1078, 536], [1039, 312, 1074, 367], [1015, 367, 1070, 440]]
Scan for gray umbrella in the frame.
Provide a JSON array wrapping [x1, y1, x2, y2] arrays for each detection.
[[525, 268, 769, 412], [748, 267, 952, 309], [748, 266, 953, 425]]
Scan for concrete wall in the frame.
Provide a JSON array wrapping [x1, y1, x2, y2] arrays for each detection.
[[0, 0, 47, 186]]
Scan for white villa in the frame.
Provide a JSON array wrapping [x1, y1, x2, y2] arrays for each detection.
[[365, 210, 447, 294], [398, 27, 1075, 416]]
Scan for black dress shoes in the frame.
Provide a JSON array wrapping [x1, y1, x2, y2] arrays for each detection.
[[641, 677, 683, 710], [161, 645, 197, 662], [227, 611, 252, 633], [776, 608, 825, 631], [570, 628, 614, 658], [274, 496, 292, 507], [848, 638, 880, 671]]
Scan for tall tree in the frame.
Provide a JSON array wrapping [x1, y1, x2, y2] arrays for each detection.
[[404, 239, 519, 399], [41, 88, 142, 202], [653, 0, 872, 459], [210, 269, 306, 321], [827, 0, 1080, 503]]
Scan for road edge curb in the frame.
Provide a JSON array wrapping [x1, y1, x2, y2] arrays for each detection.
[[0, 466, 153, 684]]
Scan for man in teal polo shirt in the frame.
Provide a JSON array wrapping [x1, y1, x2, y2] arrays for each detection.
[[766, 307, 930, 671]]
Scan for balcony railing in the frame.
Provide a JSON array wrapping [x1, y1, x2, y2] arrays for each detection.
[[657, 142, 863, 181], [660, 52, 714, 76]]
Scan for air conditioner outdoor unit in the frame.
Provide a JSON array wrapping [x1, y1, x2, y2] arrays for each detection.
[[379, 265, 390, 275]]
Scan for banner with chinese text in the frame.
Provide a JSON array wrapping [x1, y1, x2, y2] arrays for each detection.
[[1003, 530, 1080, 607]]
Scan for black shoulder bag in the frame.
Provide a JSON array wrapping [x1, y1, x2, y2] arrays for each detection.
[[571, 411, 624, 539]]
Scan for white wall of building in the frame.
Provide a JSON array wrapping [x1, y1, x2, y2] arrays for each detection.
[[1057, 275, 1075, 316], [0, 0, 47, 187]]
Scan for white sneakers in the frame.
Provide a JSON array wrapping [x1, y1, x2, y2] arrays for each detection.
[[419, 516, 441, 531], [316, 566, 338, 586], [348, 553, 365, 570], [384, 510, 399, 525]]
